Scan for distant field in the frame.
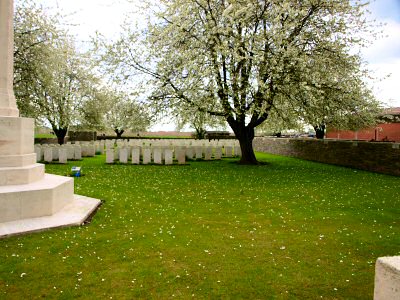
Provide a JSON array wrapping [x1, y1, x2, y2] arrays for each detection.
[[0, 153, 398, 299], [34, 133, 56, 139]]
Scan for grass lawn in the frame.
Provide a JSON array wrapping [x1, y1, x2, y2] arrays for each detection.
[[34, 134, 56, 139], [0, 153, 399, 299]]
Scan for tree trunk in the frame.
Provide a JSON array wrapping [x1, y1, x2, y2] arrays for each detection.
[[195, 127, 206, 140], [115, 129, 124, 139], [229, 121, 258, 164], [314, 124, 326, 139], [53, 127, 68, 145], [238, 134, 258, 164]]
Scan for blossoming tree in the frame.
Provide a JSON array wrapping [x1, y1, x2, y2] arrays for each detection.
[[109, 0, 380, 164]]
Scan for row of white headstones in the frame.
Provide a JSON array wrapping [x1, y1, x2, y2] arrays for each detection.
[[34, 139, 242, 164], [34, 142, 98, 163]]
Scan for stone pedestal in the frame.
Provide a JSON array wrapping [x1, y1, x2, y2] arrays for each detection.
[[0, 116, 101, 237], [374, 256, 400, 300]]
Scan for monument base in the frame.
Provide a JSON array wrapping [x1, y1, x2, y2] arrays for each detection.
[[0, 116, 102, 237], [374, 256, 400, 300], [0, 193, 101, 238]]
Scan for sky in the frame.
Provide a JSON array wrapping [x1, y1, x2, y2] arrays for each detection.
[[362, 0, 400, 108], [27, 0, 400, 130]]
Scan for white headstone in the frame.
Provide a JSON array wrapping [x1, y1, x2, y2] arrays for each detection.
[[89, 144, 96, 157], [153, 147, 162, 164], [74, 145, 82, 160], [81, 143, 89, 157], [59, 148, 67, 164], [66, 145, 74, 160], [143, 148, 151, 164], [106, 140, 113, 150], [106, 149, 114, 164], [214, 147, 222, 160], [164, 148, 173, 165], [119, 148, 128, 164], [204, 147, 212, 160], [44, 147, 53, 163], [186, 147, 194, 160], [234, 145, 242, 157], [131, 147, 140, 164], [34, 145, 42, 162], [177, 148, 186, 165], [52, 145, 59, 160], [224, 146, 232, 157], [195, 146, 203, 159]]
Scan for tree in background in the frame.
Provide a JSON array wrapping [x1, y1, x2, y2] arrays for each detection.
[[101, 90, 152, 138], [291, 42, 383, 139], [256, 108, 304, 137], [77, 88, 110, 132], [106, 0, 381, 164], [14, 0, 101, 144], [14, 0, 57, 119], [175, 107, 227, 139]]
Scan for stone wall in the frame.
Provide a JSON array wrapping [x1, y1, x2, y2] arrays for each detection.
[[253, 137, 400, 176], [68, 131, 97, 142], [34, 137, 70, 144]]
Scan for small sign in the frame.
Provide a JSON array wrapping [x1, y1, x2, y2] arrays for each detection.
[[71, 166, 81, 177]]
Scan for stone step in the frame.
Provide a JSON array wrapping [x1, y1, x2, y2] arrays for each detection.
[[0, 153, 36, 167], [0, 163, 44, 186], [0, 173, 74, 222], [0, 194, 101, 238]]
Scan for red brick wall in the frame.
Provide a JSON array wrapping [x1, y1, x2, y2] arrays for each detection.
[[253, 137, 400, 176], [326, 123, 400, 142]]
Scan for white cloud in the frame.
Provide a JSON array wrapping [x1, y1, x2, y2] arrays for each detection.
[[361, 19, 400, 107], [357, 0, 400, 108], [362, 20, 400, 64], [36, 0, 143, 41], [367, 59, 400, 107]]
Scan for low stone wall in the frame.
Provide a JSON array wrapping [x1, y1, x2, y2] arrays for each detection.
[[68, 131, 97, 142], [34, 137, 70, 144], [253, 137, 400, 176]]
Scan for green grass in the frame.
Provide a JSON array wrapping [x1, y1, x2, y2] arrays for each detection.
[[140, 135, 193, 139], [34, 133, 56, 139], [0, 153, 399, 299]]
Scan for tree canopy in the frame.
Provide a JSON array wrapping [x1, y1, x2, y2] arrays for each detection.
[[14, 1, 154, 143], [106, 0, 381, 163], [14, 0, 102, 143], [103, 89, 152, 138]]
